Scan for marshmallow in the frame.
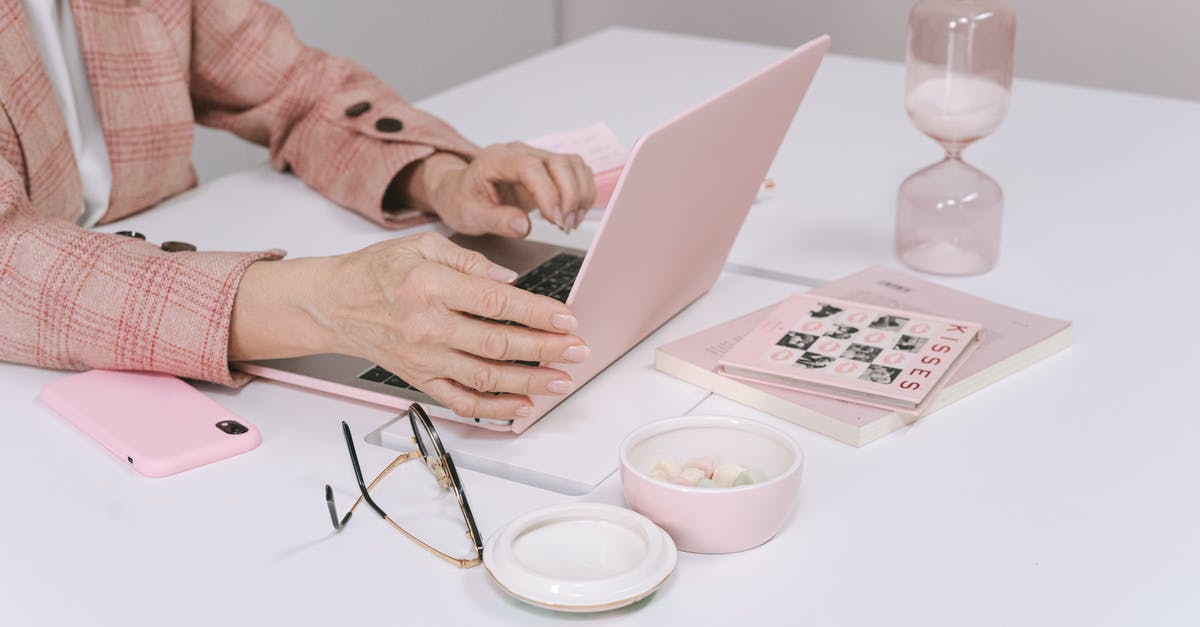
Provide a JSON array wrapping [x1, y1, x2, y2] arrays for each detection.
[[712, 464, 748, 488], [678, 467, 706, 486], [647, 457, 760, 489], [683, 457, 716, 477], [650, 458, 682, 479]]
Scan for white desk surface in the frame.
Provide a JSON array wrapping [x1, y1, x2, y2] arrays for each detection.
[[3, 27, 1199, 626]]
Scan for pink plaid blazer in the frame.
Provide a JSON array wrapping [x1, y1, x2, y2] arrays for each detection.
[[0, 0, 476, 385]]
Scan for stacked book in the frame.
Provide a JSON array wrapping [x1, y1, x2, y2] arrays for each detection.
[[655, 266, 1072, 446]]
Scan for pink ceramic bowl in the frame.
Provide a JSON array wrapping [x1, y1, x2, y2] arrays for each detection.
[[619, 415, 803, 554]]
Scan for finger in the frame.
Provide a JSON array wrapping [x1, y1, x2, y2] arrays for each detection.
[[516, 157, 563, 226], [419, 378, 533, 421], [432, 266, 579, 333], [569, 154, 596, 230], [488, 146, 562, 225], [570, 154, 597, 212], [410, 232, 518, 283], [477, 204, 531, 239], [442, 351, 575, 397], [544, 155, 581, 228], [448, 316, 590, 364]]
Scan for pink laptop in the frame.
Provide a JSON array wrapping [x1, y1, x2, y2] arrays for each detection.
[[237, 35, 831, 434]]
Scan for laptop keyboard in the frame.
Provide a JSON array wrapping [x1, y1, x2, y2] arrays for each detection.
[[357, 365, 421, 391], [356, 252, 585, 389], [512, 252, 583, 303]]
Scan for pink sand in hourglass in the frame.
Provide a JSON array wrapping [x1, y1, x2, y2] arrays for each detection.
[[906, 76, 1009, 143]]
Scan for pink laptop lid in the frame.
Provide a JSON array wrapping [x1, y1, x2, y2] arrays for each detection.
[[515, 35, 831, 432]]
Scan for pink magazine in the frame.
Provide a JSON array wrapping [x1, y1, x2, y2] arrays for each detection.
[[718, 294, 981, 413], [655, 266, 1072, 446]]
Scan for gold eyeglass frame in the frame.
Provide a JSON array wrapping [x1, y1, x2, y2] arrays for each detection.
[[324, 403, 483, 568]]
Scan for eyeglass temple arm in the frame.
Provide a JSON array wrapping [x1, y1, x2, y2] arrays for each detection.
[[326, 432, 423, 532], [341, 421, 388, 520], [325, 484, 352, 530], [324, 420, 388, 530]]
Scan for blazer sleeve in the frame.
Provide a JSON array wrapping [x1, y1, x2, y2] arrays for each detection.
[[0, 162, 282, 386], [188, 0, 479, 228]]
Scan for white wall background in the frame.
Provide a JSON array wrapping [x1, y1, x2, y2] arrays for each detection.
[[192, 0, 558, 182], [193, 0, 1198, 182], [561, 0, 1200, 103]]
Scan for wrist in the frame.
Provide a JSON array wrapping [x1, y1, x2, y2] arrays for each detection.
[[386, 152, 469, 214], [229, 257, 334, 361]]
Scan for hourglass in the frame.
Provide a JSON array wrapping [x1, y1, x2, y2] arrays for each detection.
[[896, 0, 1016, 276]]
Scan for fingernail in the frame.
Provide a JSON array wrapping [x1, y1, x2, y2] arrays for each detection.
[[488, 265, 519, 283], [562, 344, 591, 363], [571, 211, 583, 229], [551, 313, 578, 331], [510, 216, 529, 236], [514, 405, 533, 418], [552, 207, 564, 226], [547, 379, 575, 395]]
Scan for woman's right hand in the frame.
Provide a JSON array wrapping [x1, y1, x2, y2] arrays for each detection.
[[229, 232, 590, 420]]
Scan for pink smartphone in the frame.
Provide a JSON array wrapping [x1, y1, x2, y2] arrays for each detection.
[[40, 370, 261, 477]]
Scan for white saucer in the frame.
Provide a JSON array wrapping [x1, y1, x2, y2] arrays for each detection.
[[484, 503, 677, 613]]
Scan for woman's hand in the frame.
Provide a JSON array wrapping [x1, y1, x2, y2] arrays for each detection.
[[229, 232, 590, 420], [395, 145, 596, 237]]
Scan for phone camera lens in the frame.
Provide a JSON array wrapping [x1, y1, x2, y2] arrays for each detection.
[[216, 420, 249, 435]]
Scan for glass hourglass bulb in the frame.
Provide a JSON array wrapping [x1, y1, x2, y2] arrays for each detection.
[[896, 0, 1016, 276]]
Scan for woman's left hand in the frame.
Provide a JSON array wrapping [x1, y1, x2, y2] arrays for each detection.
[[394, 144, 596, 237]]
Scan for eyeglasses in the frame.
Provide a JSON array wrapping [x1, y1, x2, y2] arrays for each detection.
[[324, 403, 483, 568]]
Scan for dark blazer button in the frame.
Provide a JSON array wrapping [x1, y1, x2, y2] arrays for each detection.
[[375, 117, 403, 133], [160, 241, 197, 252], [344, 101, 371, 118], [114, 231, 146, 240]]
